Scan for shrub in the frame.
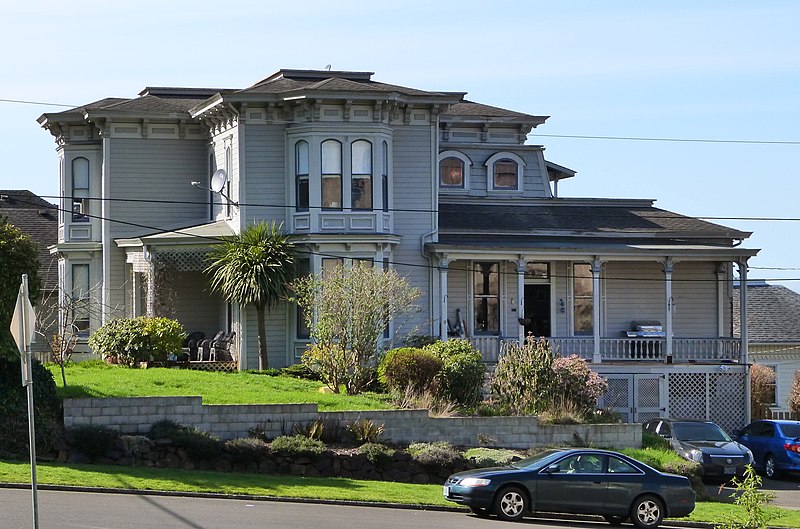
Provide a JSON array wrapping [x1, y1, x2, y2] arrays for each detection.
[[0, 355, 62, 458], [789, 370, 800, 416], [148, 419, 223, 461], [394, 386, 457, 417], [225, 437, 268, 464], [465, 447, 521, 467], [346, 419, 385, 444], [408, 441, 463, 467], [280, 363, 321, 381], [716, 465, 777, 529], [358, 442, 395, 465], [403, 334, 438, 348], [248, 423, 269, 442], [89, 317, 185, 367], [424, 339, 485, 407], [490, 338, 554, 415], [751, 364, 776, 420], [293, 420, 325, 441], [550, 354, 608, 416], [67, 425, 120, 459], [270, 434, 325, 458], [642, 431, 671, 451], [378, 347, 442, 393]]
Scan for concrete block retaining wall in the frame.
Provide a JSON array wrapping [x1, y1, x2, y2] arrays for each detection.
[[64, 396, 641, 449]]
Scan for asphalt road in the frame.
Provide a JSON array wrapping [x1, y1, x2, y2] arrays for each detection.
[[707, 474, 800, 510], [0, 489, 696, 529]]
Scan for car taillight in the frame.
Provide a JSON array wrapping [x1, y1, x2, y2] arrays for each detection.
[[783, 443, 800, 453]]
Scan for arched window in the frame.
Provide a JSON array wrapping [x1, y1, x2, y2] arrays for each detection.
[[381, 140, 389, 212], [321, 140, 342, 209], [351, 140, 372, 210], [486, 152, 525, 192], [295, 140, 309, 211], [438, 150, 472, 190], [71, 157, 90, 221]]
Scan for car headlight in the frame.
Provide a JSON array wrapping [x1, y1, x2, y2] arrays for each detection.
[[685, 449, 704, 463], [459, 477, 491, 487], [745, 449, 754, 464]]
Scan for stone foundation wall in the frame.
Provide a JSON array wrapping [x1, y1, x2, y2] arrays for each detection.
[[64, 396, 641, 450]]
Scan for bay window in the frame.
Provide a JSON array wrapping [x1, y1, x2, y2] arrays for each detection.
[[351, 140, 372, 210], [295, 140, 309, 211], [321, 140, 342, 209], [71, 157, 90, 221]]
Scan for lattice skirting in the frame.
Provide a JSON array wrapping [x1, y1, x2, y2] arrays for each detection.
[[186, 361, 238, 372]]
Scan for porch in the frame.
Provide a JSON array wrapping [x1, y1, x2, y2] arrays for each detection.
[[470, 335, 742, 364]]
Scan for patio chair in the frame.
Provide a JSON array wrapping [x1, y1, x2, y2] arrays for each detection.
[[199, 331, 225, 361], [211, 331, 237, 362], [182, 331, 205, 362]]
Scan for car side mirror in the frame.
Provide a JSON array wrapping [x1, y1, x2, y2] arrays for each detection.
[[544, 465, 560, 474]]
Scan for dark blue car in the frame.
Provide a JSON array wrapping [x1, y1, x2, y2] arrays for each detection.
[[736, 420, 800, 479]]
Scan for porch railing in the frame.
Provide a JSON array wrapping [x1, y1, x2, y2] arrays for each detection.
[[470, 336, 742, 364]]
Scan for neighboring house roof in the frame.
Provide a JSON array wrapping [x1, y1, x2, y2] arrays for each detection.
[[0, 191, 58, 291], [733, 281, 800, 344]]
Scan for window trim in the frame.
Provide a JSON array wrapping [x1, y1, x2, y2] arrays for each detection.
[[71, 157, 90, 222], [382, 140, 390, 212], [350, 139, 373, 211], [485, 151, 525, 192], [295, 140, 310, 212], [321, 139, 343, 210], [438, 150, 472, 190]]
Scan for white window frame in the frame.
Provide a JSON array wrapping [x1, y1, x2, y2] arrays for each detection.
[[485, 151, 525, 192], [438, 150, 472, 191]]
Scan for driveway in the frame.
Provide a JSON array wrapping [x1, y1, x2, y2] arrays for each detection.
[[706, 474, 800, 510]]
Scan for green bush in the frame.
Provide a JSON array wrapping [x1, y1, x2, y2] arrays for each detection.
[[464, 447, 521, 467], [358, 442, 395, 465], [378, 347, 442, 393], [345, 419, 385, 444], [423, 339, 485, 407], [89, 317, 185, 367], [403, 334, 438, 348], [147, 419, 223, 461], [293, 420, 326, 440], [225, 437, 268, 464], [280, 363, 321, 381], [270, 434, 325, 458], [0, 355, 62, 459], [67, 425, 120, 459], [490, 338, 554, 415], [408, 441, 463, 467]]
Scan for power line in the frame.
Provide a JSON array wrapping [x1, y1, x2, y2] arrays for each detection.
[[3, 95, 800, 146], [27, 194, 800, 223], [11, 194, 799, 284]]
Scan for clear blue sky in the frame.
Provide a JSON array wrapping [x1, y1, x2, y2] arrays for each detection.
[[3, 1, 798, 286]]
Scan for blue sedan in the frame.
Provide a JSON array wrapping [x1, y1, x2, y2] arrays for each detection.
[[443, 448, 695, 528], [736, 420, 800, 479]]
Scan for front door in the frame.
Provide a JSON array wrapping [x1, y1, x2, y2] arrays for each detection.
[[524, 284, 551, 338]]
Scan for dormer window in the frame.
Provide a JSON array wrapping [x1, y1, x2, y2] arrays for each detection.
[[321, 139, 342, 209], [438, 150, 472, 190], [71, 157, 90, 222], [486, 152, 525, 192]]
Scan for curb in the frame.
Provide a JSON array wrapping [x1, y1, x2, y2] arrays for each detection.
[[0, 482, 717, 527]]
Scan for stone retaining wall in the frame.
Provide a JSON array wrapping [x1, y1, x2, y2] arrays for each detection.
[[64, 396, 641, 449]]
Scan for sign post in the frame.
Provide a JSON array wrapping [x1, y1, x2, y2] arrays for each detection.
[[10, 274, 39, 529]]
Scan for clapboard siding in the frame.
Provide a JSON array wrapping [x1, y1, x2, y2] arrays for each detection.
[[392, 126, 435, 334], [244, 124, 287, 224], [604, 261, 664, 334], [244, 303, 288, 368], [672, 261, 719, 337], [447, 261, 470, 330], [108, 138, 209, 239], [552, 262, 569, 336]]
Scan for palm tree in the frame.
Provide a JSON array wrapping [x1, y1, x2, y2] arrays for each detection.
[[205, 221, 296, 370]]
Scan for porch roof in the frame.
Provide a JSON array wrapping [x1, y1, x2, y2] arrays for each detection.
[[438, 201, 752, 240], [115, 219, 235, 248]]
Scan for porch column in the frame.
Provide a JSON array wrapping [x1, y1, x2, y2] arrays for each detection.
[[439, 256, 449, 341], [592, 258, 602, 363], [517, 258, 526, 343], [663, 257, 674, 362], [739, 259, 750, 423]]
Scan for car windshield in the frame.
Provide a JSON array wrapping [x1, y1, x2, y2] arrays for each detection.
[[673, 422, 731, 442], [780, 423, 800, 438], [511, 449, 565, 469]]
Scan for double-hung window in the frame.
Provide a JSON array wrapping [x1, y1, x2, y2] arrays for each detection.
[[295, 141, 310, 211], [381, 140, 389, 212], [321, 140, 342, 209], [351, 140, 372, 210], [573, 263, 593, 335], [71, 157, 90, 222], [473, 262, 500, 334], [72, 263, 90, 335]]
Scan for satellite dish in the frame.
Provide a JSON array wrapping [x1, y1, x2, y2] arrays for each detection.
[[210, 169, 228, 193]]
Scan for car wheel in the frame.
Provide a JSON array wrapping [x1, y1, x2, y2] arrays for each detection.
[[764, 454, 781, 479], [630, 495, 664, 529], [470, 506, 491, 518], [493, 486, 528, 522], [603, 514, 629, 525]]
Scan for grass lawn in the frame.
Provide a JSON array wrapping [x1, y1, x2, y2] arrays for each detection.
[[50, 362, 393, 411], [2, 460, 799, 527]]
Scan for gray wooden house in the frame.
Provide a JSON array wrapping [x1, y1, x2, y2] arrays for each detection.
[[39, 69, 758, 430]]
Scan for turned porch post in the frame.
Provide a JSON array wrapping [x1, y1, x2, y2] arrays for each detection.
[[592, 258, 602, 363], [664, 257, 674, 362], [517, 258, 526, 343], [439, 256, 449, 341], [739, 259, 750, 423]]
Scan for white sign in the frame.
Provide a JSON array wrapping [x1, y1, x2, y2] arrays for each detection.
[[10, 282, 36, 352]]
